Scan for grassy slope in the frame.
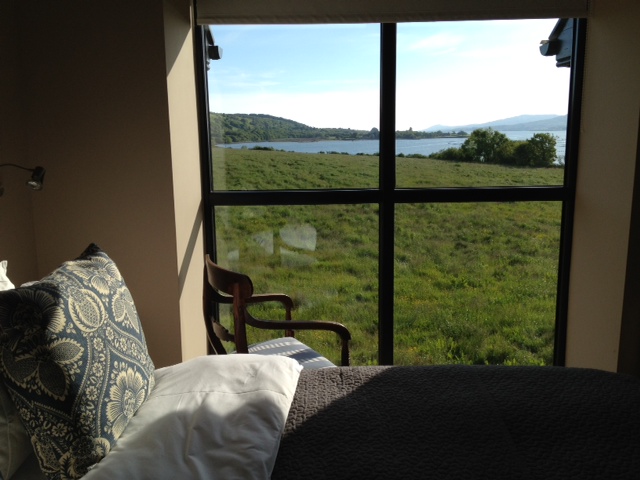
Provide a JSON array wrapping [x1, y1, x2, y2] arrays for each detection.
[[212, 147, 564, 366]]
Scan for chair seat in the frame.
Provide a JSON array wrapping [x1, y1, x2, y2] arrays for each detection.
[[248, 337, 337, 369]]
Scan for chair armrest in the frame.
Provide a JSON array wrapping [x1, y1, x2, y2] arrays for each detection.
[[246, 293, 295, 335]]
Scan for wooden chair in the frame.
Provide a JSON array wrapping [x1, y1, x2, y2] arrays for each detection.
[[203, 255, 351, 367]]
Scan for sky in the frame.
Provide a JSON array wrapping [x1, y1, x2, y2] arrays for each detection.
[[207, 19, 570, 131]]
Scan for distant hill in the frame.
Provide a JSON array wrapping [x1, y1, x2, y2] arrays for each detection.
[[210, 113, 465, 144], [210, 113, 379, 144], [424, 114, 567, 133], [490, 115, 567, 131]]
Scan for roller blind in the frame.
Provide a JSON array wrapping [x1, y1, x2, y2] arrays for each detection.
[[195, 0, 589, 25]]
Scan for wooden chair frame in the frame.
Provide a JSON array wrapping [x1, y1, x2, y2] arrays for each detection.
[[203, 255, 351, 366]]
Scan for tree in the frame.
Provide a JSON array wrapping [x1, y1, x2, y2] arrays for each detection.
[[513, 133, 557, 167], [460, 128, 511, 164], [528, 133, 557, 167]]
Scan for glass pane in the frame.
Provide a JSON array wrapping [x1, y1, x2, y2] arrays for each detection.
[[208, 24, 380, 191], [395, 20, 570, 187], [214, 204, 379, 365], [395, 202, 562, 366]]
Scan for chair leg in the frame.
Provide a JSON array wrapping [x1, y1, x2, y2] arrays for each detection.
[[341, 340, 350, 366]]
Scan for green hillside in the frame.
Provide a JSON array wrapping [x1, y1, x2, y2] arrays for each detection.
[[209, 113, 466, 144]]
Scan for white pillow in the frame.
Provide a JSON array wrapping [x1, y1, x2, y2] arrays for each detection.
[[0, 384, 32, 480], [82, 355, 302, 480], [0, 261, 15, 291]]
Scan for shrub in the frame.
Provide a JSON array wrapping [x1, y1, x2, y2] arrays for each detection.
[[429, 147, 465, 161], [251, 146, 275, 151]]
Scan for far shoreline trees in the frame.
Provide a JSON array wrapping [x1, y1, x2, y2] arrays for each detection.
[[429, 128, 558, 167], [210, 112, 468, 144]]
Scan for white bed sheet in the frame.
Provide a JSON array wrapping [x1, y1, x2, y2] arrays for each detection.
[[13, 354, 301, 480]]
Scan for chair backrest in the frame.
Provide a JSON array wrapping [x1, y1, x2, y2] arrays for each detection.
[[203, 255, 253, 354], [205, 255, 254, 299]]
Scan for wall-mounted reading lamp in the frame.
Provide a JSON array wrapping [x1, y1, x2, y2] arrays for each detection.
[[0, 163, 46, 197]]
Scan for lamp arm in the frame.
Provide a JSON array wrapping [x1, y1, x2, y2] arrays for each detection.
[[0, 163, 36, 172]]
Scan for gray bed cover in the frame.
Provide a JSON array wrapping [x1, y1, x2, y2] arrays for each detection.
[[272, 365, 640, 479]]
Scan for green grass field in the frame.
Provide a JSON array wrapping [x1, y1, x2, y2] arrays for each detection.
[[212, 147, 564, 366]]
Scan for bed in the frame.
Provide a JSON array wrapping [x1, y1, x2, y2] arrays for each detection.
[[7, 361, 640, 480], [2, 247, 640, 480]]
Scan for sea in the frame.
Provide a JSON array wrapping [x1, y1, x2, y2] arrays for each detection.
[[217, 130, 567, 161]]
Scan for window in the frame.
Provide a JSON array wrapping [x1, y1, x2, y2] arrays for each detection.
[[197, 19, 584, 366]]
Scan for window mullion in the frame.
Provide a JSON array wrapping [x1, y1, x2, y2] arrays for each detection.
[[378, 23, 397, 365], [554, 18, 586, 366]]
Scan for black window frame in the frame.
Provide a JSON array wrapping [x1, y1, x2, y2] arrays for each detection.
[[195, 19, 586, 366]]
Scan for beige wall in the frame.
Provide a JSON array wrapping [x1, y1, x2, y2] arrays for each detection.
[[0, 0, 38, 283], [163, 0, 208, 360], [565, 0, 640, 371], [0, 0, 206, 367]]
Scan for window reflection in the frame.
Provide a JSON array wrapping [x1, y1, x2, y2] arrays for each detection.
[[215, 204, 379, 366]]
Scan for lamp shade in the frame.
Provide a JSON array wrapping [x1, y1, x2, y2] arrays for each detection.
[[27, 166, 46, 191]]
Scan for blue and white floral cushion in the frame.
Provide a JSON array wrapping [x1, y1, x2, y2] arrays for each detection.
[[0, 244, 155, 480], [0, 372, 32, 480]]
